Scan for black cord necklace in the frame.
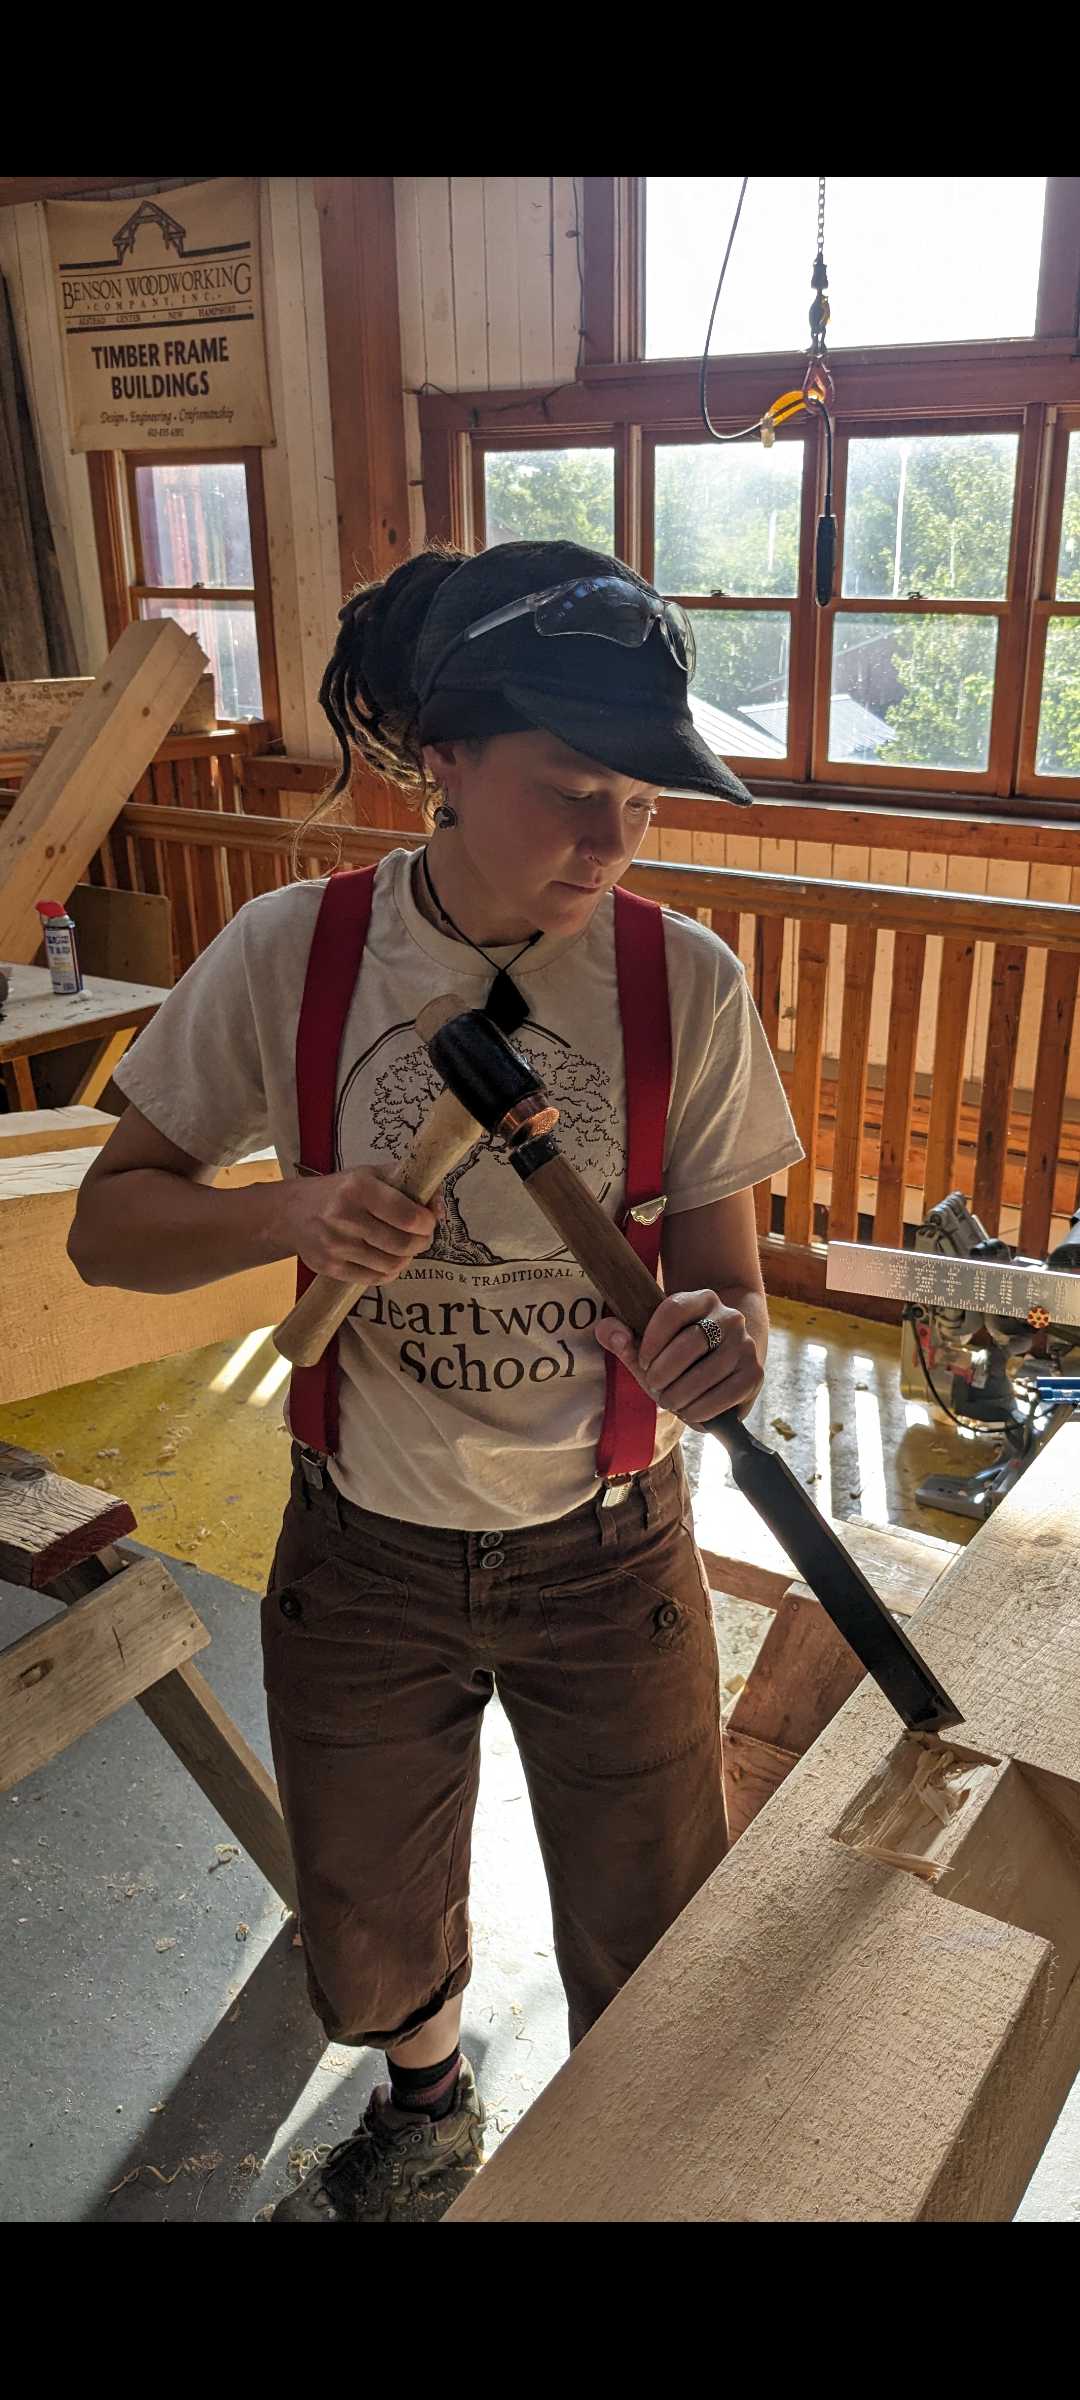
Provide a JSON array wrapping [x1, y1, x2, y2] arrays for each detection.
[[420, 847, 541, 1035]]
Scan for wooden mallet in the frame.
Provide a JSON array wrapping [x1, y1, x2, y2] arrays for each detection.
[[425, 1006, 963, 1736], [273, 994, 557, 1370]]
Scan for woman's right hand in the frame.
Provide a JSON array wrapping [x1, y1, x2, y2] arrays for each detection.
[[283, 1164, 441, 1286]]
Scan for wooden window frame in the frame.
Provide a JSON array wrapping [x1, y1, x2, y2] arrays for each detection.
[[809, 408, 1037, 801], [87, 444, 280, 739], [642, 420, 818, 780], [1017, 405, 1080, 798], [418, 176, 1080, 823]]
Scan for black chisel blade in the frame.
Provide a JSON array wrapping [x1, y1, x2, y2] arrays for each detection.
[[707, 1414, 963, 1732]]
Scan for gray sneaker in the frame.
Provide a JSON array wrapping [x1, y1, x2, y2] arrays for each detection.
[[271, 2059, 485, 2222]]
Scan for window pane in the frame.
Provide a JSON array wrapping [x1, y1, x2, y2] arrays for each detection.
[[141, 596, 262, 721], [484, 450, 614, 551], [135, 461, 254, 588], [829, 612, 997, 770], [1035, 619, 1080, 776], [654, 443, 802, 597], [688, 612, 790, 757], [1056, 434, 1080, 599], [842, 436, 1017, 601], [645, 178, 1045, 357]]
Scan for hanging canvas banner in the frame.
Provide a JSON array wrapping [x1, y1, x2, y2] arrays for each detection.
[[46, 177, 274, 452]]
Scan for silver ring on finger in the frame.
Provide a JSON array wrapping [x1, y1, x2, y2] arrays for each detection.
[[697, 1315, 723, 1356]]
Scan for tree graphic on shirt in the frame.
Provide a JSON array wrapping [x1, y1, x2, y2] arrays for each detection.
[[368, 1030, 621, 1267]]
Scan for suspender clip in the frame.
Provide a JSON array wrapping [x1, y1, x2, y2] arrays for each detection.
[[624, 1194, 667, 1229]]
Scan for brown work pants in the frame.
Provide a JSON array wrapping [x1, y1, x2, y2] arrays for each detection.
[[263, 1446, 728, 2050]]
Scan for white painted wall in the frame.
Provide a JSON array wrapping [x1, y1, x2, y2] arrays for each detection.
[[0, 178, 342, 758], [395, 176, 583, 396]]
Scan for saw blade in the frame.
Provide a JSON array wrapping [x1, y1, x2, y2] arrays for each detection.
[[826, 1242, 1080, 1329]]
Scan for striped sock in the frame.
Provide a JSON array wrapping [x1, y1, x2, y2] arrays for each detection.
[[387, 2046, 462, 2121]]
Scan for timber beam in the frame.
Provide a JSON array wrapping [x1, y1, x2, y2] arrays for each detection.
[[448, 1420, 1080, 2223]]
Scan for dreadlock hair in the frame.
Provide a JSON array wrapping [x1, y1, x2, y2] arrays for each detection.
[[293, 547, 468, 870]]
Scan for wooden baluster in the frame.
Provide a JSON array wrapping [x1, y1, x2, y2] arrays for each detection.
[[753, 915, 784, 1234], [1019, 951, 1080, 1256], [710, 909, 739, 950], [193, 752, 217, 810], [972, 944, 1027, 1236], [924, 937, 977, 1209], [829, 921, 878, 1244], [784, 919, 830, 1247], [163, 837, 198, 976], [875, 930, 926, 1249]]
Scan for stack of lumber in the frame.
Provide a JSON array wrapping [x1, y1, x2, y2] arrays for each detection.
[[0, 1110, 292, 1403]]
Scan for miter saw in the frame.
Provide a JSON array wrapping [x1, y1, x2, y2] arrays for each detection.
[[827, 1199, 1080, 1524]]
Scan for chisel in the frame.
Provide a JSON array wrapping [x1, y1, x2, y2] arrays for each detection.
[[426, 1007, 963, 1735]]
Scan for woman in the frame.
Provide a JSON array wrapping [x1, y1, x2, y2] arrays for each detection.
[[70, 540, 801, 2222]]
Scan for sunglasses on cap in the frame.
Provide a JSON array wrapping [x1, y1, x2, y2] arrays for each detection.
[[417, 575, 697, 704]]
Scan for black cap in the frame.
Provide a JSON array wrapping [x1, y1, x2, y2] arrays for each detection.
[[413, 540, 752, 805]]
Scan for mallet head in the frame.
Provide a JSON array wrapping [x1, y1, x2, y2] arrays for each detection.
[[426, 1011, 558, 1144]]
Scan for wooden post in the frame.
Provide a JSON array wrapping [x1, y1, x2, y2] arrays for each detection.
[[315, 176, 412, 593], [1019, 950, 1080, 1257], [972, 943, 1028, 1235], [753, 914, 784, 1234], [828, 921, 877, 1243], [923, 937, 977, 1208], [875, 930, 926, 1248], [137, 1661, 297, 1916], [784, 920, 830, 1246]]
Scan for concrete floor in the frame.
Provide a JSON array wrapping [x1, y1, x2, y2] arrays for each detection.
[[1, 1301, 1076, 2222]]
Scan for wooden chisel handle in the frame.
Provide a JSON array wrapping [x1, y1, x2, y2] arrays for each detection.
[[521, 1152, 662, 1336], [273, 1084, 482, 1368]]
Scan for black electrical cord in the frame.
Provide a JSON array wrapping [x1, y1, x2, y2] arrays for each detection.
[[698, 177, 773, 447], [904, 1304, 1013, 1433]]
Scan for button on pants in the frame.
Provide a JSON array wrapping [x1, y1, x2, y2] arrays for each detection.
[[263, 1445, 728, 2049]]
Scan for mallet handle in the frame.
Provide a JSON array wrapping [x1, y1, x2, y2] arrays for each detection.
[[273, 1087, 481, 1369]]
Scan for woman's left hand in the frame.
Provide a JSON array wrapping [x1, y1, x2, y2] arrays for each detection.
[[594, 1288, 764, 1426]]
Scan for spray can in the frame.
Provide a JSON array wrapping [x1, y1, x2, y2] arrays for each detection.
[[35, 901, 84, 997]]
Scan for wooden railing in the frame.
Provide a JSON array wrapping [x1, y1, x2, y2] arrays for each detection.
[[74, 803, 1080, 1294]]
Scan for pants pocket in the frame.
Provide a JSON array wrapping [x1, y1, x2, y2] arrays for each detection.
[[262, 1555, 410, 1746], [539, 1554, 719, 1776]]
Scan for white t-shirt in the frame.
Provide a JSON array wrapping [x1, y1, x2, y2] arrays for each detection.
[[114, 848, 800, 1529]]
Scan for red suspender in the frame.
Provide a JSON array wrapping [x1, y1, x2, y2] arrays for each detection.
[[289, 866, 377, 1454], [595, 887, 672, 1481], [289, 867, 671, 1478]]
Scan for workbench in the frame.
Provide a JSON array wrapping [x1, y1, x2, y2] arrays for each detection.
[[0, 961, 168, 1111], [448, 1417, 1080, 2223]]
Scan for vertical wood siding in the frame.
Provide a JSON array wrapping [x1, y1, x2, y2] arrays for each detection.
[[394, 177, 583, 393]]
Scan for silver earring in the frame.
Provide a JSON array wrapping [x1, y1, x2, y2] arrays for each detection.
[[433, 801, 458, 829]]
